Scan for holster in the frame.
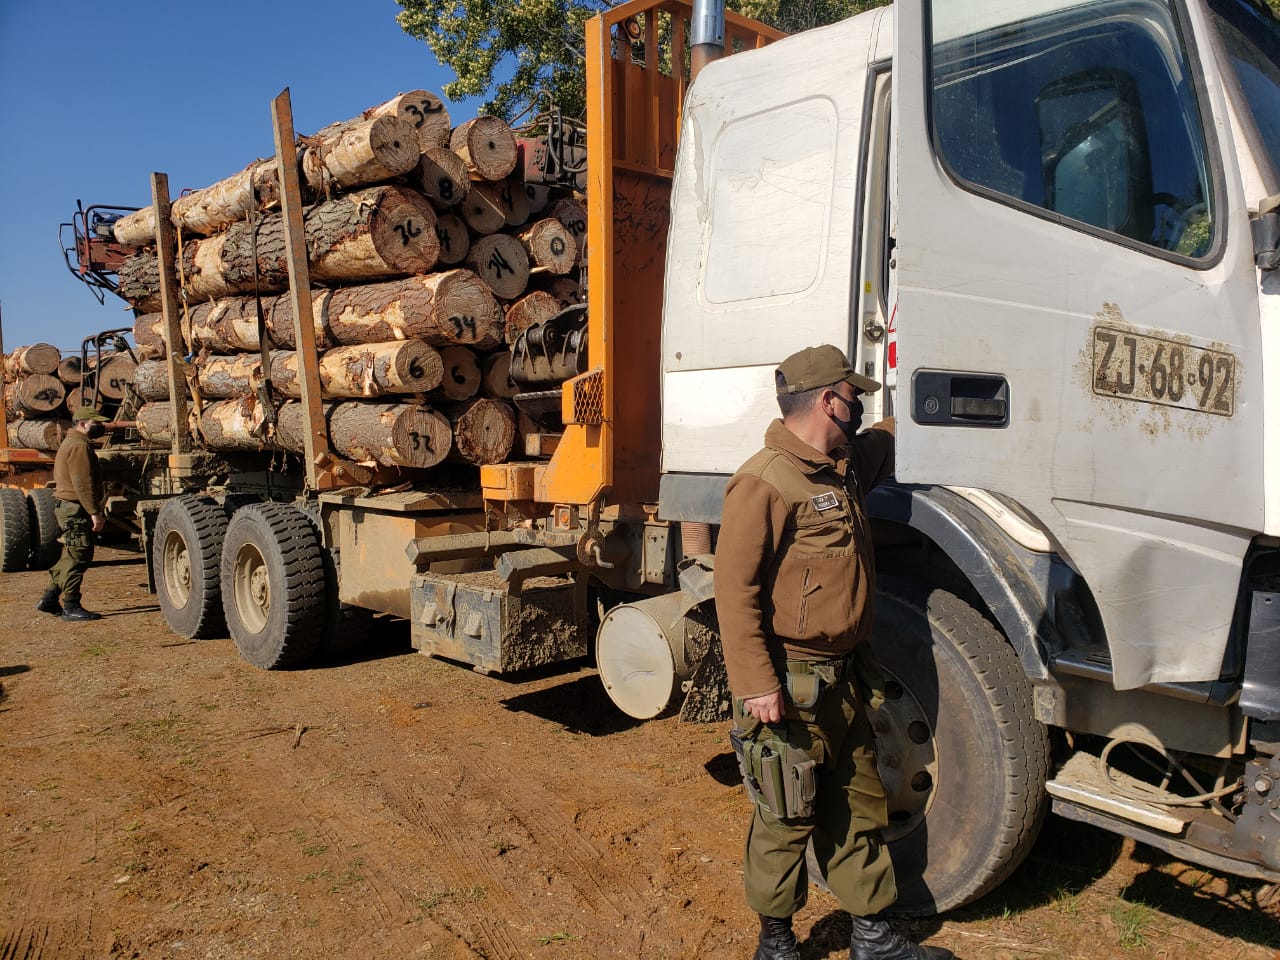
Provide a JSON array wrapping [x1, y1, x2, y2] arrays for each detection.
[[731, 721, 817, 820]]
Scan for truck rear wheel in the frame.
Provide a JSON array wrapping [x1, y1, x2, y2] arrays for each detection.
[[25, 488, 61, 570], [154, 496, 229, 639], [221, 502, 325, 669], [0, 488, 32, 573], [869, 576, 1049, 915]]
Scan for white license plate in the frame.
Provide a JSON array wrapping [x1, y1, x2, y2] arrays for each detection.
[[1091, 326, 1235, 417]]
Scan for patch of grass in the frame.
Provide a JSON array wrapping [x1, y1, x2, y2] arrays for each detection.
[[301, 868, 333, 883], [1111, 895, 1153, 949], [1053, 885, 1083, 916], [302, 843, 328, 857], [82, 644, 112, 657], [534, 932, 576, 945], [35, 778, 58, 792], [327, 858, 365, 894], [417, 885, 488, 912]]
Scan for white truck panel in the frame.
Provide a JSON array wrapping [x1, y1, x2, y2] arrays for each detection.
[[661, 9, 889, 475]]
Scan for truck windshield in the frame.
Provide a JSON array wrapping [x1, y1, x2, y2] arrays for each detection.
[[1208, 0, 1280, 184]]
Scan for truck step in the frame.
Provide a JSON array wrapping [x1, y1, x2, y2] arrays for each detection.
[[1046, 752, 1192, 834]]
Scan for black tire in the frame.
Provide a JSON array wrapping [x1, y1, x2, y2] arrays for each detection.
[[26, 487, 61, 570], [869, 576, 1049, 915], [221, 502, 326, 669], [154, 495, 229, 639], [0, 487, 32, 573], [297, 507, 373, 660]]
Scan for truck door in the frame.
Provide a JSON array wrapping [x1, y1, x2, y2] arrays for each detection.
[[890, 0, 1265, 689]]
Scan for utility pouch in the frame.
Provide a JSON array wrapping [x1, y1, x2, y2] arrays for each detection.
[[784, 756, 817, 819], [62, 518, 86, 549], [785, 671, 824, 717]]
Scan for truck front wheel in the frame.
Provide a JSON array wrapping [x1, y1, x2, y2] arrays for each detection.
[[154, 496, 228, 639], [868, 577, 1049, 915], [221, 502, 325, 669]]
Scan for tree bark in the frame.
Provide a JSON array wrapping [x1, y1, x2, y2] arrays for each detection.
[[433, 213, 470, 266], [274, 401, 453, 469], [300, 115, 421, 194], [269, 341, 444, 398], [418, 147, 470, 208], [117, 250, 163, 313], [432, 345, 481, 402], [133, 313, 167, 360], [5, 374, 65, 417], [466, 234, 529, 300], [135, 402, 175, 445], [7, 344, 62, 377], [133, 359, 187, 402], [553, 199, 588, 266], [519, 218, 576, 274], [171, 158, 280, 237], [178, 186, 441, 304], [504, 290, 563, 344], [450, 117, 518, 181], [6, 419, 68, 451], [189, 297, 267, 353], [273, 271, 502, 351], [196, 354, 268, 399], [480, 351, 519, 399], [197, 397, 272, 451], [112, 206, 160, 248], [444, 398, 516, 465]]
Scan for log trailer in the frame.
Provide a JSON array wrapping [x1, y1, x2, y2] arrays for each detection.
[[78, 0, 1280, 914]]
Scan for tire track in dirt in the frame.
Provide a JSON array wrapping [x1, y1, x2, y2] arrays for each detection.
[[0, 828, 99, 960], [382, 771, 530, 960], [461, 754, 650, 925]]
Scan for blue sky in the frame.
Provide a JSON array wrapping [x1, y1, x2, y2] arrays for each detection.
[[0, 0, 478, 351]]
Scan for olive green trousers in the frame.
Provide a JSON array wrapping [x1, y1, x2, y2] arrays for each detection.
[[734, 670, 898, 919], [49, 500, 96, 605]]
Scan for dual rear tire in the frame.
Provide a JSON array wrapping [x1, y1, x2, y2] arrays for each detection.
[[153, 497, 335, 669]]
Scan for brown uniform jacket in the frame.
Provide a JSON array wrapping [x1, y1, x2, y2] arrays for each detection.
[[714, 417, 895, 700], [53, 430, 103, 516]]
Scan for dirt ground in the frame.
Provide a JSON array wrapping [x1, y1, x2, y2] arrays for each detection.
[[2, 546, 1277, 960]]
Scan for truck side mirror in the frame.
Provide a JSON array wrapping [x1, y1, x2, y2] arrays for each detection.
[[1252, 193, 1280, 271]]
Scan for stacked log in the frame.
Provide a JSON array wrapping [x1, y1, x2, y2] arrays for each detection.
[[115, 91, 588, 473], [3, 342, 146, 452]]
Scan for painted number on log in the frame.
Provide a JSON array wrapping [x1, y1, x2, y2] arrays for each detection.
[[404, 100, 443, 128], [1092, 326, 1235, 417], [409, 430, 433, 452], [395, 220, 424, 246], [449, 316, 477, 339], [563, 218, 585, 237], [438, 178, 455, 201], [408, 360, 427, 380], [436, 225, 452, 252], [550, 237, 566, 256], [487, 250, 513, 277]]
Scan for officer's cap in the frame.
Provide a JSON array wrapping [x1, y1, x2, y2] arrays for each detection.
[[775, 345, 881, 396], [72, 406, 109, 422]]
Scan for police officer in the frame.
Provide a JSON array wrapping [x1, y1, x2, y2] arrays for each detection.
[[35, 406, 108, 622], [715, 346, 951, 960]]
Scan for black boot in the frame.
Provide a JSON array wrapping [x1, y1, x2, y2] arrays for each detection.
[[850, 914, 954, 960], [60, 601, 102, 622], [754, 914, 800, 960], [35, 588, 62, 616]]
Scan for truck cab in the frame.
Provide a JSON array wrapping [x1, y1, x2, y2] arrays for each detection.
[[653, 0, 1280, 912]]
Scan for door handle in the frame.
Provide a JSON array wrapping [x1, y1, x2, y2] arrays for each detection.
[[912, 371, 1009, 428]]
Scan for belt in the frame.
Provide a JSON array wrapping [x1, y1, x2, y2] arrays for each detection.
[[785, 653, 852, 682]]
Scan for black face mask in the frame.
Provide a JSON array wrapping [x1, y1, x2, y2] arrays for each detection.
[[827, 390, 864, 441], [84, 422, 106, 440]]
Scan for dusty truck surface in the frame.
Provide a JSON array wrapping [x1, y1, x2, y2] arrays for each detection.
[[101, 0, 1280, 916]]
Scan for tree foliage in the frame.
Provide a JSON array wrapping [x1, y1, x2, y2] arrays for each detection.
[[395, 0, 890, 121]]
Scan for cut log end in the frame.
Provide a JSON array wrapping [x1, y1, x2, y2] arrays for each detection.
[[466, 234, 530, 301], [450, 398, 516, 465], [450, 117, 518, 182]]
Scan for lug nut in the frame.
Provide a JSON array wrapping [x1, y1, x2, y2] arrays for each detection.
[[1255, 775, 1274, 796]]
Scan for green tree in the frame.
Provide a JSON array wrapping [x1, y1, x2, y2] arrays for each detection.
[[395, 0, 889, 121]]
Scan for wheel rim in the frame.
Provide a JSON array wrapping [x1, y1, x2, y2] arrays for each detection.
[[162, 530, 193, 608], [871, 668, 938, 843], [233, 541, 271, 634]]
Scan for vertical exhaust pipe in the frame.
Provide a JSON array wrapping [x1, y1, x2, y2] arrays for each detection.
[[690, 0, 725, 80]]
